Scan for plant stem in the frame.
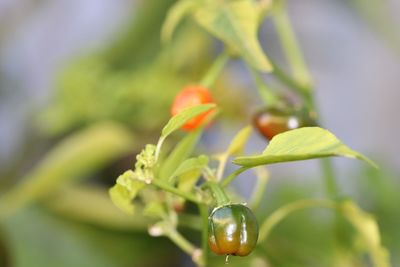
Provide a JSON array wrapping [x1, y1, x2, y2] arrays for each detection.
[[258, 199, 336, 243], [200, 50, 230, 88], [247, 66, 280, 107], [155, 136, 165, 162], [271, 3, 340, 199], [167, 228, 198, 257], [202, 181, 230, 206], [152, 179, 202, 204], [320, 158, 338, 199], [272, 2, 313, 89], [216, 154, 228, 182], [249, 167, 269, 211], [221, 166, 249, 187], [198, 204, 209, 267]]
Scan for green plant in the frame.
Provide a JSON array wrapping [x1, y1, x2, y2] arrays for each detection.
[[108, 1, 392, 266], [0, 1, 395, 267]]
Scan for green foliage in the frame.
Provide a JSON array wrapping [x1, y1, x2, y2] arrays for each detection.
[[341, 201, 391, 267], [226, 125, 252, 156], [169, 155, 209, 181], [46, 186, 149, 231], [1, 0, 394, 266], [161, 0, 200, 42], [0, 122, 135, 219], [194, 0, 272, 72], [161, 103, 216, 138], [109, 171, 144, 215], [233, 127, 376, 167], [1, 207, 178, 267], [159, 129, 202, 180], [162, 0, 273, 72]]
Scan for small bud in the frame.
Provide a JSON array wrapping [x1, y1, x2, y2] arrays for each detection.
[[148, 225, 164, 237]]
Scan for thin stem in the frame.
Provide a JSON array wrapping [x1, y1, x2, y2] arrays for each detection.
[[249, 167, 270, 211], [271, 60, 310, 91], [272, 2, 313, 89], [167, 228, 197, 255], [216, 154, 228, 182], [155, 136, 165, 162], [271, 3, 339, 199], [247, 66, 280, 107], [200, 50, 230, 88], [152, 179, 202, 205], [202, 181, 230, 206], [320, 158, 338, 199], [258, 199, 336, 243], [221, 167, 249, 187], [198, 204, 209, 267]]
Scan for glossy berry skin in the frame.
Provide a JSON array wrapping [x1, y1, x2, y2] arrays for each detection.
[[171, 86, 214, 131], [208, 204, 259, 257], [253, 107, 315, 141]]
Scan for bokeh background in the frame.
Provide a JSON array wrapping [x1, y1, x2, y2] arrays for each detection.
[[0, 0, 399, 267]]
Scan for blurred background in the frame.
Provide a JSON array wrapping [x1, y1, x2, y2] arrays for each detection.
[[0, 0, 399, 266]]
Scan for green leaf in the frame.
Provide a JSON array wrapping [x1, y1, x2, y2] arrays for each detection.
[[159, 129, 202, 180], [194, 0, 272, 72], [143, 202, 167, 219], [161, 0, 199, 42], [169, 155, 209, 181], [226, 125, 252, 156], [161, 103, 216, 138], [0, 122, 135, 218], [340, 201, 391, 267], [109, 170, 145, 215], [177, 169, 201, 193], [233, 127, 377, 167], [46, 185, 149, 231]]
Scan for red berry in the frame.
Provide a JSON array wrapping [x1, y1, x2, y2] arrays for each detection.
[[171, 86, 215, 131]]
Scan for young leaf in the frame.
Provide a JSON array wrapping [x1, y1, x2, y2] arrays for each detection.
[[161, 103, 216, 138], [159, 129, 202, 180], [109, 170, 145, 215], [161, 0, 199, 43], [226, 125, 252, 156], [169, 155, 208, 181], [340, 201, 391, 267], [233, 127, 377, 167], [194, 0, 272, 72]]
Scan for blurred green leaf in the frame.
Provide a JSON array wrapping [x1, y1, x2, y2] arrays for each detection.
[[1, 207, 179, 267], [194, 0, 272, 72], [143, 202, 168, 219], [233, 127, 376, 168], [341, 201, 391, 267], [159, 129, 202, 180], [161, 103, 216, 138], [258, 199, 335, 243], [226, 125, 252, 156], [109, 170, 145, 215], [161, 0, 199, 43], [46, 185, 149, 231], [169, 155, 208, 181], [177, 169, 201, 193], [0, 122, 135, 219]]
